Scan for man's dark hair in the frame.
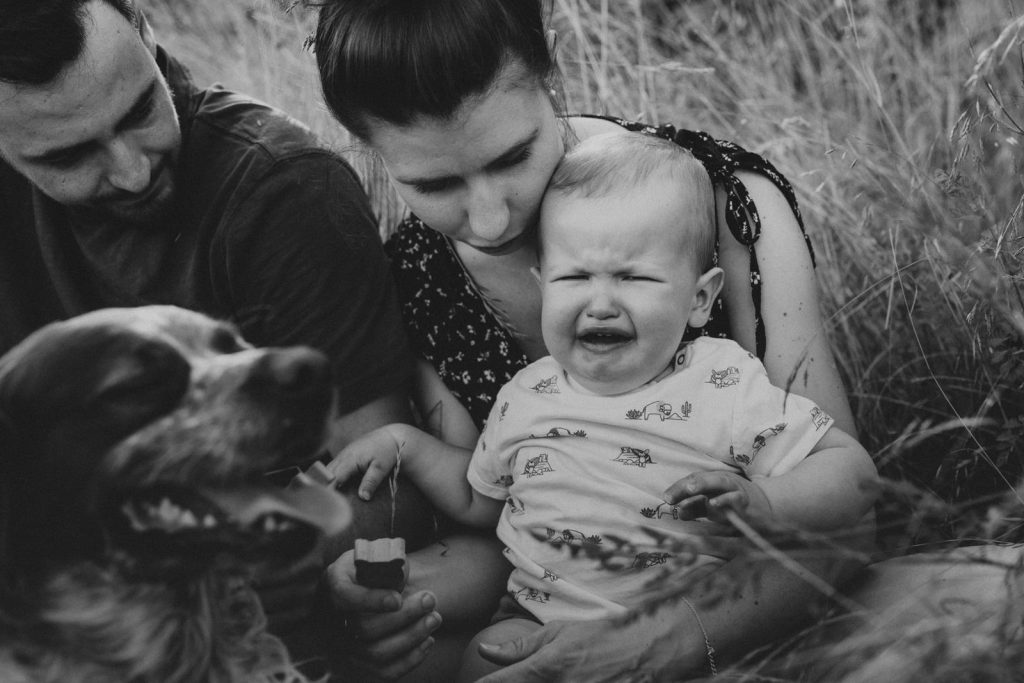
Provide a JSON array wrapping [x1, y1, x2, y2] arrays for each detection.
[[311, 0, 553, 142], [0, 0, 137, 86]]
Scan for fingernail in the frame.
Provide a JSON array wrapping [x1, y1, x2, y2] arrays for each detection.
[[420, 593, 436, 611], [421, 636, 435, 653], [383, 594, 400, 611], [359, 489, 371, 501], [424, 612, 441, 630]]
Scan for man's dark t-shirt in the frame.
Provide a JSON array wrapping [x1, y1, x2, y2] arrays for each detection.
[[0, 47, 411, 411]]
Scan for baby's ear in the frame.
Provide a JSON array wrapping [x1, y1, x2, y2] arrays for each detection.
[[687, 267, 725, 329]]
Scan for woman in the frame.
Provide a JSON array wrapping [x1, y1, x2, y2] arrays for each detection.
[[312, 0, 869, 679]]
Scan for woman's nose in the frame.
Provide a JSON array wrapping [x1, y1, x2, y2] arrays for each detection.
[[105, 137, 151, 193], [466, 185, 510, 241]]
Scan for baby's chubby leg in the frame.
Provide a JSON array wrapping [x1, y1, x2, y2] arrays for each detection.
[[457, 617, 540, 682]]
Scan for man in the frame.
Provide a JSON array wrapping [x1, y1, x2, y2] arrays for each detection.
[[0, 0, 414, 447]]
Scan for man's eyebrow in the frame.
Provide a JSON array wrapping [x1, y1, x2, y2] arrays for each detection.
[[395, 128, 540, 186], [114, 82, 158, 133], [25, 82, 158, 164]]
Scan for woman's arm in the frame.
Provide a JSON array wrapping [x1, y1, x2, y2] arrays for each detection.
[[476, 547, 870, 682], [717, 171, 858, 438]]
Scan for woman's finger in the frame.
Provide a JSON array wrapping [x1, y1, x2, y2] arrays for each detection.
[[355, 595, 443, 660]]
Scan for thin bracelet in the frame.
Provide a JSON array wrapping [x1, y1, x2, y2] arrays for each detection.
[[681, 596, 718, 677]]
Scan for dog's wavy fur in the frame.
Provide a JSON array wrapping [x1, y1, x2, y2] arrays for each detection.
[[0, 306, 338, 683]]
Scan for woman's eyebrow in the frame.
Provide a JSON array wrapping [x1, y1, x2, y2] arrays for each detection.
[[483, 129, 539, 171], [396, 129, 540, 186]]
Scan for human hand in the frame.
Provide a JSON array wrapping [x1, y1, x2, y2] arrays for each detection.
[[476, 611, 706, 682], [328, 425, 407, 501], [323, 548, 442, 680], [663, 471, 773, 525]]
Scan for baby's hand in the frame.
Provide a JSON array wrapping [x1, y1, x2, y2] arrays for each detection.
[[328, 425, 407, 501], [662, 471, 773, 525]]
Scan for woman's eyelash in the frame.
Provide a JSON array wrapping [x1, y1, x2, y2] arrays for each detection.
[[414, 178, 456, 194], [411, 147, 533, 194], [498, 147, 533, 168]]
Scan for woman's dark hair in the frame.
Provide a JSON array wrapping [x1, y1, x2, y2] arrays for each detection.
[[0, 0, 138, 85], [312, 0, 554, 142]]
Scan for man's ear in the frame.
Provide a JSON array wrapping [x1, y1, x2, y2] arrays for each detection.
[[687, 267, 725, 329], [138, 10, 158, 57], [546, 29, 559, 57]]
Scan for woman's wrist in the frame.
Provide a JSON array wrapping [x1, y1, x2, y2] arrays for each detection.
[[680, 596, 718, 677]]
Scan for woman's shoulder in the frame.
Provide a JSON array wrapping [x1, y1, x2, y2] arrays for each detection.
[[568, 114, 787, 185]]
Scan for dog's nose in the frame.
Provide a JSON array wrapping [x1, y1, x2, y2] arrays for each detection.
[[244, 347, 331, 398]]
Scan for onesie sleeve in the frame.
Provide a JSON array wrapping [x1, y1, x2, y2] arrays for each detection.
[[729, 356, 834, 478], [466, 383, 517, 501]]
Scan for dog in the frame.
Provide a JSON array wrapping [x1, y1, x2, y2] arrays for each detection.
[[0, 305, 351, 683]]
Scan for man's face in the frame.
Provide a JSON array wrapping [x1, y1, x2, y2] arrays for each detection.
[[0, 1, 181, 225]]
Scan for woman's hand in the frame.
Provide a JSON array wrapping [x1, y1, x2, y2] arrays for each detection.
[[324, 548, 443, 680], [475, 608, 707, 683]]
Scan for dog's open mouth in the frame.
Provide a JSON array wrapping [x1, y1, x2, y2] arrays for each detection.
[[107, 476, 350, 574]]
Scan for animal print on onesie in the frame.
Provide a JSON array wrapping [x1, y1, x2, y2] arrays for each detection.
[[467, 337, 834, 622]]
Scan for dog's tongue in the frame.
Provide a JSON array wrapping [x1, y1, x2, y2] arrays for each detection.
[[202, 476, 351, 537]]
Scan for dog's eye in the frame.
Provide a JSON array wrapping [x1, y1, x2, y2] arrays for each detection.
[[210, 326, 245, 354]]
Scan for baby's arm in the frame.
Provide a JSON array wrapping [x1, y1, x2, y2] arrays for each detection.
[[752, 425, 878, 531], [330, 424, 504, 528], [665, 426, 878, 532]]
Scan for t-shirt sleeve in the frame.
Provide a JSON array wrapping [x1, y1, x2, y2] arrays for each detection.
[[729, 356, 834, 478], [466, 384, 516, 501], [221, 153, 413, 414]]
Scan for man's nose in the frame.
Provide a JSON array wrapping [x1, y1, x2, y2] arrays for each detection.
[[466, 183, 510, 242], [105, 137, 151, 193]]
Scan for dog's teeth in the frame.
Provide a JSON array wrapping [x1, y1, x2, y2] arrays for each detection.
[[263, 516, 278, 532], [157, 498, 178, 521], [180, 510, 198, 528], [203, 514, 217, 528]]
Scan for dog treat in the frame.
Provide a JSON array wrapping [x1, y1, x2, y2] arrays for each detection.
[[354, 537, 406, 591]]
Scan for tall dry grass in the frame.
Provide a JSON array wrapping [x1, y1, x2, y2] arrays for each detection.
[[144, 0, 1024, 675]]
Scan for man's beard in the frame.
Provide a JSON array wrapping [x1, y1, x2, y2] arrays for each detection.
[[80, 164, 177, 226]]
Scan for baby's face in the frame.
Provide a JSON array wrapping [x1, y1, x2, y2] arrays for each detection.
[[536, 179, 708, 395]]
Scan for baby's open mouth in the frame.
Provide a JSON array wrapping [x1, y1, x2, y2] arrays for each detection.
[[578, 331, 632, 349]]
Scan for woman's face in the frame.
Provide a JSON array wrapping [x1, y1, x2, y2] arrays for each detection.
[[365, 63, 565, 254]]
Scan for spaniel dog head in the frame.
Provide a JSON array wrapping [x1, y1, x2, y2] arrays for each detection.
[[0, 305, 350, 593]]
